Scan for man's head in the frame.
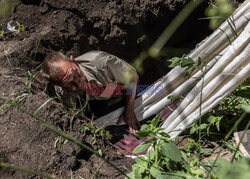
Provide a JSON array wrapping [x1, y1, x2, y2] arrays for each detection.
[[41, 52, 87, 92]]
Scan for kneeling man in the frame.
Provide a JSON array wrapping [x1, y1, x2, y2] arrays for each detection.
[[41, 51, 141, 132]]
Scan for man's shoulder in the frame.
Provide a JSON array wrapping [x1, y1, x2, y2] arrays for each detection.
[[75, 51, 112, 62]]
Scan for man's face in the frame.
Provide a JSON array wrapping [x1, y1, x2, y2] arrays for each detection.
[[53, 60, 87, 92]]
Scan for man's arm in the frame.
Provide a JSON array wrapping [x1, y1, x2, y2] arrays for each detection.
[[105, 54, 140, 132], [116, 71, 141, 133]]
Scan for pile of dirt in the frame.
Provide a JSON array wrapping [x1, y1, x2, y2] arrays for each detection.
[[0, 0, 213, 178], [0, 0, 212, 83]]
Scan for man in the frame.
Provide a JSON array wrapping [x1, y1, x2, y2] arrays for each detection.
[[41, 51, 141, 132]]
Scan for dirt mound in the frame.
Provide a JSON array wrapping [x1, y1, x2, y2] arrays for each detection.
[[0, 0, 212, 83], [0, 0, 212, 178]]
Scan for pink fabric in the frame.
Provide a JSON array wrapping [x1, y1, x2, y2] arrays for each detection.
[[114, 134, 152, 156], [160, 99, 181, 120], [114, 99, 181, 156]]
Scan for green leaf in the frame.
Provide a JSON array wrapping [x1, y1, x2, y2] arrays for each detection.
[[105, 131, 112, 139], [200, 148, 211, 155], [207, 115, 216, 123], [135, 130, 153, 138], [126, 172, 136, 179], [140, 124, 151, 131], [158, 174, 184, 179], [159, 132, 170, 138], [190, 125, 196, 134], [160, 142, 182, 162], [153, 127, 162, 133], [199, 123, 208, 130], [216, 120, 220, 131], [132, 164, 146, 179], [191, 168, 204, 175], [207, 126, 210, 136], [216, 158, 250, 179], [146, 150, 155, 160], [151, 114, 161, 127], [180, 57, 195, 68], [150, 164, 162, 178], [135, 156, 148, 167], [169, 57, 182, 67], [133, 141, 151, 154], [187, 138, 195, 143], [240, 104, 250, 113], [181, 151, 189, 163]]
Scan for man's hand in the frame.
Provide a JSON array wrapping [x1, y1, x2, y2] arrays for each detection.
[[117, 109, 141, 133]]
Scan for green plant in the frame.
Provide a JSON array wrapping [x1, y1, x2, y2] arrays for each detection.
[[128, 114, 187, 178], [24, 70, 39, 94], [128, 105, 250, 179], [168, 56, 205, 79], [54, 136, 68, 148], [167, 95, 184, 103], [215, 157, 250, 179], [17, 22, 25, 33], [205, 0, 234, 30], [218, 78, 250, 116], [80, 118, 112, 156], [0, 93, 28, 115], [0, 30, 4, 36], [189, 115, 222, 136]]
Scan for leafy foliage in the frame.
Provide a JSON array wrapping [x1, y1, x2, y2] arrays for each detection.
[[128, 73, 250, 178], [128, 114, 205, 179], [189, 115, 222, 136], [205, 0, 234, 29], [0, 30, 4, 36], [216, 158, 250, 179], [80, 119, 111, 156]]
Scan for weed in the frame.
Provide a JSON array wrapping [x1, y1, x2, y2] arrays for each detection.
[[129, 104, 250, 178], [80, 118, 112, 156], [128, 114, 185, 178], [205, 0, 234, 29], [54, 136, 68, 148], [0, 30, 4, 36], [24, 70, 39, 94], [167, 95, 184, 103], [17, 22, 25, 33], [189, 115, 222, 136], [0, 93, 28, 115]]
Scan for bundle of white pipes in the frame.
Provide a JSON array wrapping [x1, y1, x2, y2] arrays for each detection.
[[96, 1, 250, 138]]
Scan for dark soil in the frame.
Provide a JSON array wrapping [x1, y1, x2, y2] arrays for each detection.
[[0, 0, 214, 178]]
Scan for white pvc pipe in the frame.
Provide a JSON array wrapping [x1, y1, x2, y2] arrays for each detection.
[[162, 21, 250, 130], [168, 60, 250, 138]]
